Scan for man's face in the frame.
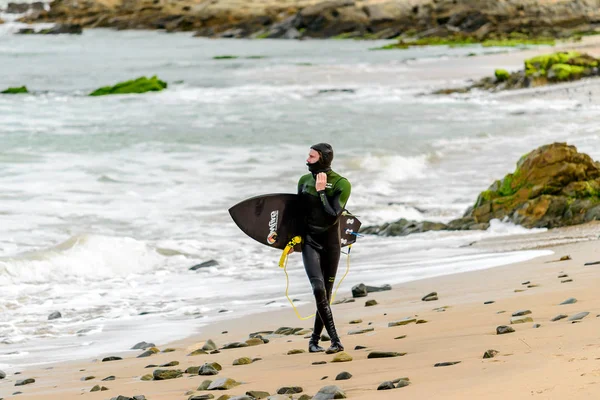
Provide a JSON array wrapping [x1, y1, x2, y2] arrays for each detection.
[[306, 149, 320, 164]]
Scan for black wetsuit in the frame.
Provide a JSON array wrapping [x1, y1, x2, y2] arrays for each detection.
[[298, 169, 351, 347]]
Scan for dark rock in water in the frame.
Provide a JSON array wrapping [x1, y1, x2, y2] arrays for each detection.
[[568, 312, 590, 321], [313, 385, 346, 399], [18, 24, 83, 34], [277, 386, 303, 394], [48, 311, 62, 320], [484, 301, 495, 304], [102, 376, 116, 381], [552, 314, 568, 321], [0, 370, 5, 379], [368, 351, 406, 358], [15, 378, 35, 386], [246, 391, 270, 399], [366, 284, 392, 293], [483, 350, 499, 359], [131, 341, 155, 350], [102, 356, 122, 362], [365, 299, 378, 307], [361, 218, 449, 237], [496, 325, 515, 335], [560, 297, 577, 305], [335, 371, 352, 380], [434, 361, 461, 367], [189, 259, 219, 271], [512, 310, 532, 317], [377, 381, 395, 390], [422, 292, 438, 301], [351, 283, 368, 298], [152, 369, 183, 380]]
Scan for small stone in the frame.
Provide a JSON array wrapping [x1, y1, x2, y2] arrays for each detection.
[[551, 314, 568, 321], [368, 351, 405, 358], [354, 345, 367, 350], [483, 350, 499, 359], [297, 396, 312, 400], [0, 370, 5, 379], [348, 328, 374, 335], [434, 361, 461, 367], [365, 300, 378, 307], [274, 327, 304, 335], [422, 292, 438, 301], [141, 374, 153, 381], [521, 281, 530, 285], [189, 349, 209, 356], [510, 316, 533, 324], [335, 372, 352, 380], [560, 255, 571, 261], [222, 342, 249, 350], [396, 380, 410, 388], [349, 319, 362, 324], [332, 352, 352, 362], [560, 298, 577, 305], [313, 385, 346, 399], [313, 361, 327, 365], [512, 310, 532, 317], [159, 361, 179, 367], [131, 342, 155, 350], [91, 385, 101, 392], [152, 369, 183, 380], [233, 357, 252, 365], [81, 376, 95, 381], [321, 334, 330, 342], [514, 289, 526, 293], [377, 381, 395, 390], [246, 391, 270, 399], [351, 283, 368, 298], [102, 356, 122, 362], [189, 259, 219, 270], [207, 377, 241, 390], [245, 338, 264, 346], [527, 284, 539, 288], [162, 348, 176, 353], [199, 364, 219, 376], [277, 386, 303, 394], [138, 347, 160, 357], [48, 311, 62, 320], [388, 317, 416, 327], [102, 376, 115, 381], [197, 380, 213, 390], [558, 274, 568, 278], [321, 376, 328, 380], [416, 319, 428, 324], [568, 312, 590, 321], [189, 395, 215, 400], [15, 378, 35, 386], [394, 335, 407, 340], [287, 349, 305, 355], [203, 339, 218, 351], [484, 301, 495, 304], [562, 279, 573, 283], [496, 325, 515, 335], [533, 324, 541, 328]]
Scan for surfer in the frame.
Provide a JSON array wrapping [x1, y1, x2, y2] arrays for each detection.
[[295, 143, 351, 354]]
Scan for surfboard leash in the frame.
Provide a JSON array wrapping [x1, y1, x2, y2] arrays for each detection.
[[278, 236, 352, 321]]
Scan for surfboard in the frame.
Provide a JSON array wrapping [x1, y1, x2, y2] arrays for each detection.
[[228, 193, 361, 250]]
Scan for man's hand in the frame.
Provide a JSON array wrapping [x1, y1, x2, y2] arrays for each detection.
[[315, 172, 327, 191]]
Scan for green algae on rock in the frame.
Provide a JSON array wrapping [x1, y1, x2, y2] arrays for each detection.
[[89, 76, 167, 96], [2, 86, 28, 94]]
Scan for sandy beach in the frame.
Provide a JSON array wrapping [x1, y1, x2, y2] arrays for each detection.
[[3, 219, 600, 399]]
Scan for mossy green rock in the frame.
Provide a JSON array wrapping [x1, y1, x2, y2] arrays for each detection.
[[332, 352, 353, 362], [1, 86, 28, 94], [89, 76, 167, 96], [233, 357, 252, 365], [152, 369, 183, 380], [207, 377, 240, 390], [495, 69, 510, 82]]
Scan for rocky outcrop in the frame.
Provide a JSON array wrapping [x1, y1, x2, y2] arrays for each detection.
[[362, 143, 600, 236], [89, 76, 167, 96], [435, 51, 600, 94], [17, 0, 600, 40]]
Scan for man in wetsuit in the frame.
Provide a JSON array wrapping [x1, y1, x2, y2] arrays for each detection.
[[297, 143, 351, 354]]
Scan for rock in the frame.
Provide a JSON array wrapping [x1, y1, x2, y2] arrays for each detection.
[[189, 395, 215, 400], [1, 86, 28, 94], [533, 323, 542, 328], [512, 310, 532, 317], [562, 279, 573, 283], [189, 260, 219, 270], [349, 319, 362, 324], [208, 378, 241, 390], [245, 391, 270, 399], [560, 298, 577, 305], [0, 370, 5, 379], [102, 356, 122, 362], [348, 327, 374, 335], [388, 317, 416, 327], [331, 298, 355, 305], [222, 342, 248, 350], [377, 381, 395, 390], [394, 335, 407, 340], [396, 379, 410, 388], [82, 376, 95, 381], [416, 319, 428, 324], [558, 274, 569, 278], [332, 352, 352, 362], [367, 351, 406, 358], [138, 347, 160, 357], [15, 378, 35, 386], [274, 327, 304, 335], [159, 361, 179, 367], [41, 24, 83, 34], [48, 311, 62, 320], [321, 334, 331, 342], [199, 363, 220, 375], [233, 357, 252, 366], [131, 342, 155, 350], [287, 349, 305, 355], [484, 301, 495, 304], [189, 349, 208, 356], [313, 385, 346, 399], [152, 369, 182, 380], [197, 380, 213, 390], [245, 338, 264, 346], [496, 325, 515, 335], [511, 316, 534, 324], [202, 339, 218, 351], [521, 281, 531, 285], [434, 361, 461, 367], [483, 350, 499, 359], [422, 292, 438, 301], [335, 371, 352, 380], [313, 361, 327, 365], [365, 284, 392, 293], [365, 299, 378, 307], [140, 374, 153, 381], [351, 283, 368, 298], [277, 386, 303, 394], [551, 314, 568, 321], [89, 76, 167, 96], [568, 312, 590, 321], [6, 2, 33, 13]]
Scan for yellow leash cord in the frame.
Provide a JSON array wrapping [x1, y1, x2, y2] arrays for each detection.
[[278, 236, 352, 320]]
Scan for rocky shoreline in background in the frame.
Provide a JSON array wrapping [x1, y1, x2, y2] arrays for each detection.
[[4, 0, 600, 40]]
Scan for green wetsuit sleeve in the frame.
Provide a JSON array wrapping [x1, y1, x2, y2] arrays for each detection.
[[318, 178, 351, 217]]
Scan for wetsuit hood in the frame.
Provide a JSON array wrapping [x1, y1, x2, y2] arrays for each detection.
[[307, 143, 334, 174]]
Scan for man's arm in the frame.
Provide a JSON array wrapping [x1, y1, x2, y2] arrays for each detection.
[[318, 178, 351, 217]]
